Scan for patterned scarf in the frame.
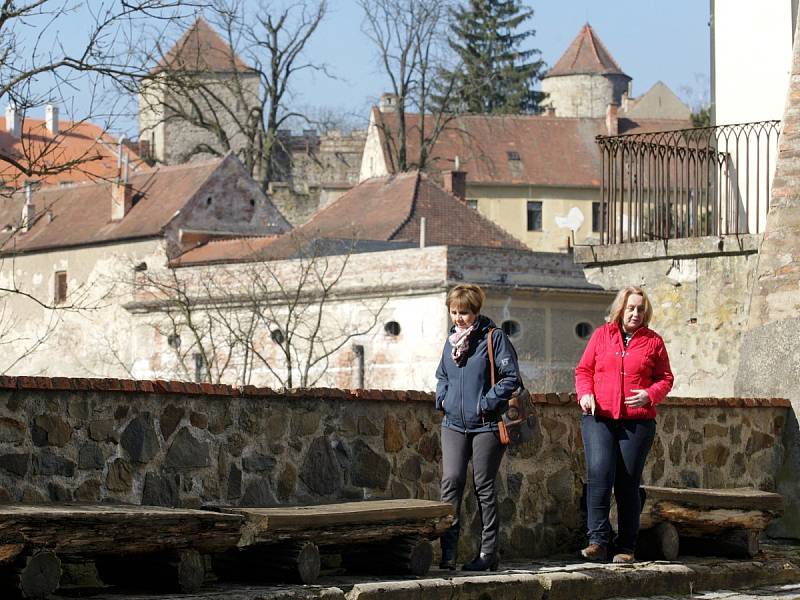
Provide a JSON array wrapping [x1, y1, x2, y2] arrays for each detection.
[[449, 321, 477, 366]]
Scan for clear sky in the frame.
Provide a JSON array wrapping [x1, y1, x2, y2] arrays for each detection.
[[17, 0, 711, 137], [295, 0, 711, 128]]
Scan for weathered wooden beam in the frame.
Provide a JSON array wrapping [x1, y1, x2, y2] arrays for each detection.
[[641, 486, 783, 513], [642, 500, 773, 535], [0, 505, 243, 556]]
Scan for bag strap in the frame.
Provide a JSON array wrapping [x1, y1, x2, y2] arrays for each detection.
[[487, 327, 496, 387]]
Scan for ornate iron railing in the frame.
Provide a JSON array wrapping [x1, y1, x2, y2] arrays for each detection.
[[595, 120, 782, 244]]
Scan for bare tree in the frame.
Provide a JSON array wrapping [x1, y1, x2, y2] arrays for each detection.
[[135, 0, 329, 191], [359, 0, 459, 172], [0, 0, 197, 187], [131, 237, 386, 388]]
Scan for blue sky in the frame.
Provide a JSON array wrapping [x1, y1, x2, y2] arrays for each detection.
[[19, 0, 710, 137]]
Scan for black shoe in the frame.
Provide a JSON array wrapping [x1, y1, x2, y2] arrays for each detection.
[[439, 558, 456, 570], [461, 552, 499, 571]]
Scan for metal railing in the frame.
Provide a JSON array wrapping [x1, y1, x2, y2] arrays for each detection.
[[595, 120, 782, 244]]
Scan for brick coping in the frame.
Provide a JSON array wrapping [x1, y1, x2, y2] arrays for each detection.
[[0, 376, 790, 409]]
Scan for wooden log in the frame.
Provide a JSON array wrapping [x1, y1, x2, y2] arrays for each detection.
[[0, 550, 62, 599], [342, 536, 433, 576], [213, 541, 321, 585], [679, 528, 760, 559], [641, 500, 773, 536], [0, 504, 242, 556], [636, 521, 680, 561], [642, 486, 783, 513], [96, 549, 204, 593]]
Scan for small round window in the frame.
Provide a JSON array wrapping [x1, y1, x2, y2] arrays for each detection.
[[575, 322, 593, 340], [270, 329, 285, 344], [384, 321, 401, 336], [501, 320, 521, 338], [167, 334, 181, 349]]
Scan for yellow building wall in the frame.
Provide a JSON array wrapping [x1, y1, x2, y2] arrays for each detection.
[[467, 184, 600, 252]]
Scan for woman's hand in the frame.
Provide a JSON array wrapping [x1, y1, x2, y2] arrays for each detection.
[[625, 389, 651, 408], [579, 394, 596, 415]]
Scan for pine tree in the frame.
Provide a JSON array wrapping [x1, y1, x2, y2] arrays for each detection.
[[444, 0, 545, 114]]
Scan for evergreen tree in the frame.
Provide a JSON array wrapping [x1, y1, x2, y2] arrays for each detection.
[[444, 0, 545, 114]]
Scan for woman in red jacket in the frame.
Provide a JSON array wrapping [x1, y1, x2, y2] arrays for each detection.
[[575, 286, 673, 564]]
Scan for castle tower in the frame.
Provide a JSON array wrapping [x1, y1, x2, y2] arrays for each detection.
[[138, 17, 260, 164], [541, 24, 631, 118]]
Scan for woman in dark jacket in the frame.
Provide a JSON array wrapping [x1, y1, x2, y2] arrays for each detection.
[[435, 284, 520, 572], [575, 286, 673, 564]]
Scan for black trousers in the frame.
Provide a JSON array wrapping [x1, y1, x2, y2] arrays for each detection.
[[440, 426, 506, 558]]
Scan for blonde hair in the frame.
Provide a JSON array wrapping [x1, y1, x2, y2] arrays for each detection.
[[446, 284, 485, 314], [608, 286, 653, 327]]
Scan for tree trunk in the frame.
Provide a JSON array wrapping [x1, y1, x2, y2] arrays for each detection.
[[0, 550, 62, 599], [342, 536, 433, 576], [213, 541, 320, 584], [96, 549, 204, 593], [636, 522, 680, 561]]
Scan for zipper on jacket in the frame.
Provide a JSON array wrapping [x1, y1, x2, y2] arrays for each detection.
[[459, 367, 467, 434]]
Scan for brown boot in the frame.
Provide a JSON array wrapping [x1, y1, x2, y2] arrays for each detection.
[[580, 543, 607, 561]]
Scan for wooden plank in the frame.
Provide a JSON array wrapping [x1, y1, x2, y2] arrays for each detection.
[[642, 486, 783, 512], [0, 504, 244, 556], [218, 499, 453, 531]]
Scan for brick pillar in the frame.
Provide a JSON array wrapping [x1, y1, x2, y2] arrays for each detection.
[[442, 170, 467, 202]]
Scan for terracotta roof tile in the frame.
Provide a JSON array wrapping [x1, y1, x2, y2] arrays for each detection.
[[0, 159, 220, 253], [155, 17, 252, 73], [0, 118, 148, 187], [546, 23, 628, 78], [174, 170, 528, 265]]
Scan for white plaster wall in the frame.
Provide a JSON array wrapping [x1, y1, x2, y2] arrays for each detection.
[[358, 111, 390, 182], [714, 0, 795, 124]]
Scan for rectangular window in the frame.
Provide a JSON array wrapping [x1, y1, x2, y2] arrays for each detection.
[[526, 201, 542, 231], [466, 199, 478, 210], [592, 202, 602, 233], [54, 271, 67, 305]]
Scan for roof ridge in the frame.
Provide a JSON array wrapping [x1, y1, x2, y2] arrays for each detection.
[[387, 171, 421, 241]]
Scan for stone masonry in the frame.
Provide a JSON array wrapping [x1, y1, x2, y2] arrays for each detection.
[[0, 376, 789, 560]]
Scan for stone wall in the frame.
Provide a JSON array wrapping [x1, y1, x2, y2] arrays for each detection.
[[0, 377, 789, 559]]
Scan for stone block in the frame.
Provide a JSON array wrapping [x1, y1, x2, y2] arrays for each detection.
[[106, 458, 133, 492], [160, 404, 185, 439], [0, 453, 30, 476], [121, 414, 160, 463], [33, 414, 72, 447], [299, 437, 342, 496], [142, 472, 180, 506], [78, 442, 105, 470], [33, 451, 75, 477], [383, 415, 404, 452], [350, 439, 390, 490], [165, 428, 210, 470]]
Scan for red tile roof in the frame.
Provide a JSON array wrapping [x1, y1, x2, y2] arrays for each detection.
[[372, 110, 692, 187], [0, 118, 148, 188], [546, 24, 628, 78], [154, 17, 252, 73], [0, 158, 222, 254], [174, 170, 529, 265]]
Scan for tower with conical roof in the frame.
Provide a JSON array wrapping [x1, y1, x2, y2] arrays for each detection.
[[541, 24, 631, 118], [138, 17, 260, 165]]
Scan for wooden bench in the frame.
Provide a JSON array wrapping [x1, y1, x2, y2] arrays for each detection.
[[0, 499, 452, 597], [636, 486, 784, 560], [211, 499, 453, 584]]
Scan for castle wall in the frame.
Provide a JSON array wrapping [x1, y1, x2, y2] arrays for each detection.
[[541, 74, 629, 118]]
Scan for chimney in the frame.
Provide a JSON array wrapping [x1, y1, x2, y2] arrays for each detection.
[[443, 156, 467, 202], [45, 104, 59, 136], [379, 92, 399, 113], [605, 103, 619, 136], [5, 104, 20, 137], [111, 154, 133, 221], [546, 107, 556, 117], [21, 183, 35, 232]]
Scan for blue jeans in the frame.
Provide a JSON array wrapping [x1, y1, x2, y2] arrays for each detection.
[[581, 415, 656, 552]]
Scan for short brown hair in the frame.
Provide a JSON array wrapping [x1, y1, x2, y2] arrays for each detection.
[[607, 286, 653, 327], [446, 284, 485, 314]]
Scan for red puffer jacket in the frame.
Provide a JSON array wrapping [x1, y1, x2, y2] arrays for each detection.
[[575, 322, 673, 420]]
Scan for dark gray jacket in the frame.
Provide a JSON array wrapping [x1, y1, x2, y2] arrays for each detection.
[[435, 315, 521, 433]]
